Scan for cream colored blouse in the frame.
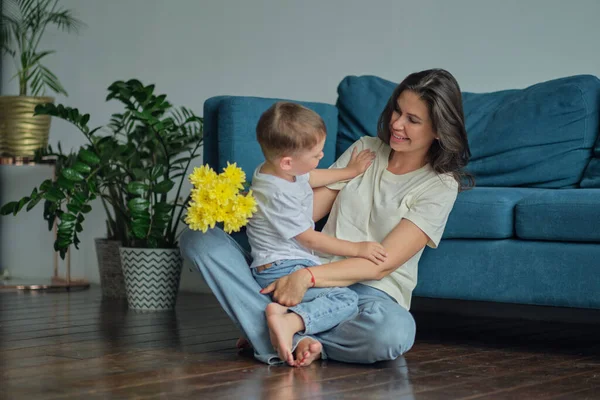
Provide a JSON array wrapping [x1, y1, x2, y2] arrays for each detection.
[[319, 136, 458, 309]]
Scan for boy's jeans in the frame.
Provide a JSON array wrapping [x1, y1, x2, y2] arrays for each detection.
[[252, 259, 359, 335]]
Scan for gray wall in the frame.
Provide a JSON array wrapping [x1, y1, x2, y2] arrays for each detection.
[[2, 0, 600, 291]]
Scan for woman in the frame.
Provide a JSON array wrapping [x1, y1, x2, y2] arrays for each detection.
[[180, 68, 472, 367]]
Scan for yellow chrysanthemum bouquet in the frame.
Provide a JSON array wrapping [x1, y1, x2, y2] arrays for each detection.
[[185, 163, 257, 233]]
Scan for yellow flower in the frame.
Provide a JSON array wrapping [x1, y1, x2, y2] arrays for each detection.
[[236, 190, 258, 218], [209, 175, 237, 206], [189, 165, 218, 187], [190, 187, 210, 205], [185, 202, 217, 232], [185, 163, 256, 234], [220, 192, 258, 233], [221, 162, 246, 190]]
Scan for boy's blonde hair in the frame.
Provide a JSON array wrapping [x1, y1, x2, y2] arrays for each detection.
[[256, 102, 327, 160]]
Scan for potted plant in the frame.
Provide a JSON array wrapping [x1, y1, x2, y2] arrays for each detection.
[[1, 79, 203, 310], [0, 0, 83, 157]]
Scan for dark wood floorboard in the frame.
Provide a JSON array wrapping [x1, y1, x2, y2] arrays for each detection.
[[1, 288, 599, 399]]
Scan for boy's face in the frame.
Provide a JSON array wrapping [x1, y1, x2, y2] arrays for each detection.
[[287, 136, 326, 176]]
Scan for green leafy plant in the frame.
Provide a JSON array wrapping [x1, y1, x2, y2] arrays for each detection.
[[0, 79, 203, 258], [1, 0, 84, 96]]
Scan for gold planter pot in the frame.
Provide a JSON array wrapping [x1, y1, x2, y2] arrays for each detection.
[[0, 96, 54, 157]]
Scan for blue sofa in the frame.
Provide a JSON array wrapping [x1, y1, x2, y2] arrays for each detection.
[[203, 74, 600, 310]]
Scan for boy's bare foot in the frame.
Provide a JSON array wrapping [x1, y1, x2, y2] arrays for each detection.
[[266, 302, 304, 367], [235, 336, 252, 350], [294, 337, 322, 367]]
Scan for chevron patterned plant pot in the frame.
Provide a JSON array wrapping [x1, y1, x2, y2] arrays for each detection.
[[120, 247, 183, 311]]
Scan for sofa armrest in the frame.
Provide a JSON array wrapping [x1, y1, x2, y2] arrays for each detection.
[[203, 96, 338, 179]]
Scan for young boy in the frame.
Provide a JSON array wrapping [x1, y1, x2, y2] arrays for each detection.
[[247, 102, 388, 366]]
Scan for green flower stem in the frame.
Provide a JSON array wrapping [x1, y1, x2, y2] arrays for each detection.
[[168, 138, 202, 244], [171, 192, 192, 245]]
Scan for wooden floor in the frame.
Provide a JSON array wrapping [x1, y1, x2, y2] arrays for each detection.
[[1, 288, 599, 400]]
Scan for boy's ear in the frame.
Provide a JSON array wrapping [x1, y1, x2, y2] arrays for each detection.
[[280, 156, 293, 171]]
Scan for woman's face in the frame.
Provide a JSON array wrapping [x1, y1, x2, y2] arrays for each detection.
[[388, 90, 438, 157]]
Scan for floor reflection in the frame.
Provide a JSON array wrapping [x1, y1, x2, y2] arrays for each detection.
[[228, 355, 415, 400]]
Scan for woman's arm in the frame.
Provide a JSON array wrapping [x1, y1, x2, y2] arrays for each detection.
[[312, 219, 429, 284], [312, 186, 339, 222], [261, 218, 429, 306]]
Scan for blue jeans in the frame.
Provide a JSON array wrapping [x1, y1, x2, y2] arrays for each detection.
[[179, 227, 416, 365], [252, 259, 359, 335]]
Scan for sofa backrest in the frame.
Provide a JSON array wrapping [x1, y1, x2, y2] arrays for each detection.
[[337, 74, 600, 188], [203, 96, 338, 182]]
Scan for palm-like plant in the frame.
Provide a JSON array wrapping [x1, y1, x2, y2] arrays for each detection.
[[1, 0, 84, 96]]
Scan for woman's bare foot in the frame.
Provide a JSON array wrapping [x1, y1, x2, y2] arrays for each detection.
[[294, 337, 322, 367], [265, 302, 304, 367], [235, 336, 252, 350]]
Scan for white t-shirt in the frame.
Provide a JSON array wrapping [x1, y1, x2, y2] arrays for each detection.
[[246, 165, 321, 269], [320, 136, 458, 310]]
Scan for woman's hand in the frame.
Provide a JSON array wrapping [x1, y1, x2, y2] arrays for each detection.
[[260, 268, 313, 307]]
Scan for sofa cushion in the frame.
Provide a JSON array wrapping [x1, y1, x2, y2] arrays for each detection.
[[581, 158, 600, 188], [581, 105, 600, 187], [580, 76, 600, 188], [443, 187, 539, 239], [463, 75, 600, 189], [336, 75, 392, 159], [417, 239, 600, 309], [515, 189, 600, 242], [203, 96, 338, 181], [336, 74, 600, 188]]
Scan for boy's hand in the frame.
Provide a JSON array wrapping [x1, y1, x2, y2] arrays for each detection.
[[353, 241, 388, 264], [346, 148, 375, 176]]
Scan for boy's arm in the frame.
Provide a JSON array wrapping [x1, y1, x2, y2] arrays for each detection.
[[308, 168, 360, 189], [308, 148, 375, 188], [295, 228, 387, 264]]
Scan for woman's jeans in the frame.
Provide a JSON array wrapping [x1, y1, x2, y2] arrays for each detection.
[[179, 227, 416, 365], [252, 259, 359, 335]]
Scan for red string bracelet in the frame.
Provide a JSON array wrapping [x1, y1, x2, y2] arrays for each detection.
[[305, 268, 316, 288]]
